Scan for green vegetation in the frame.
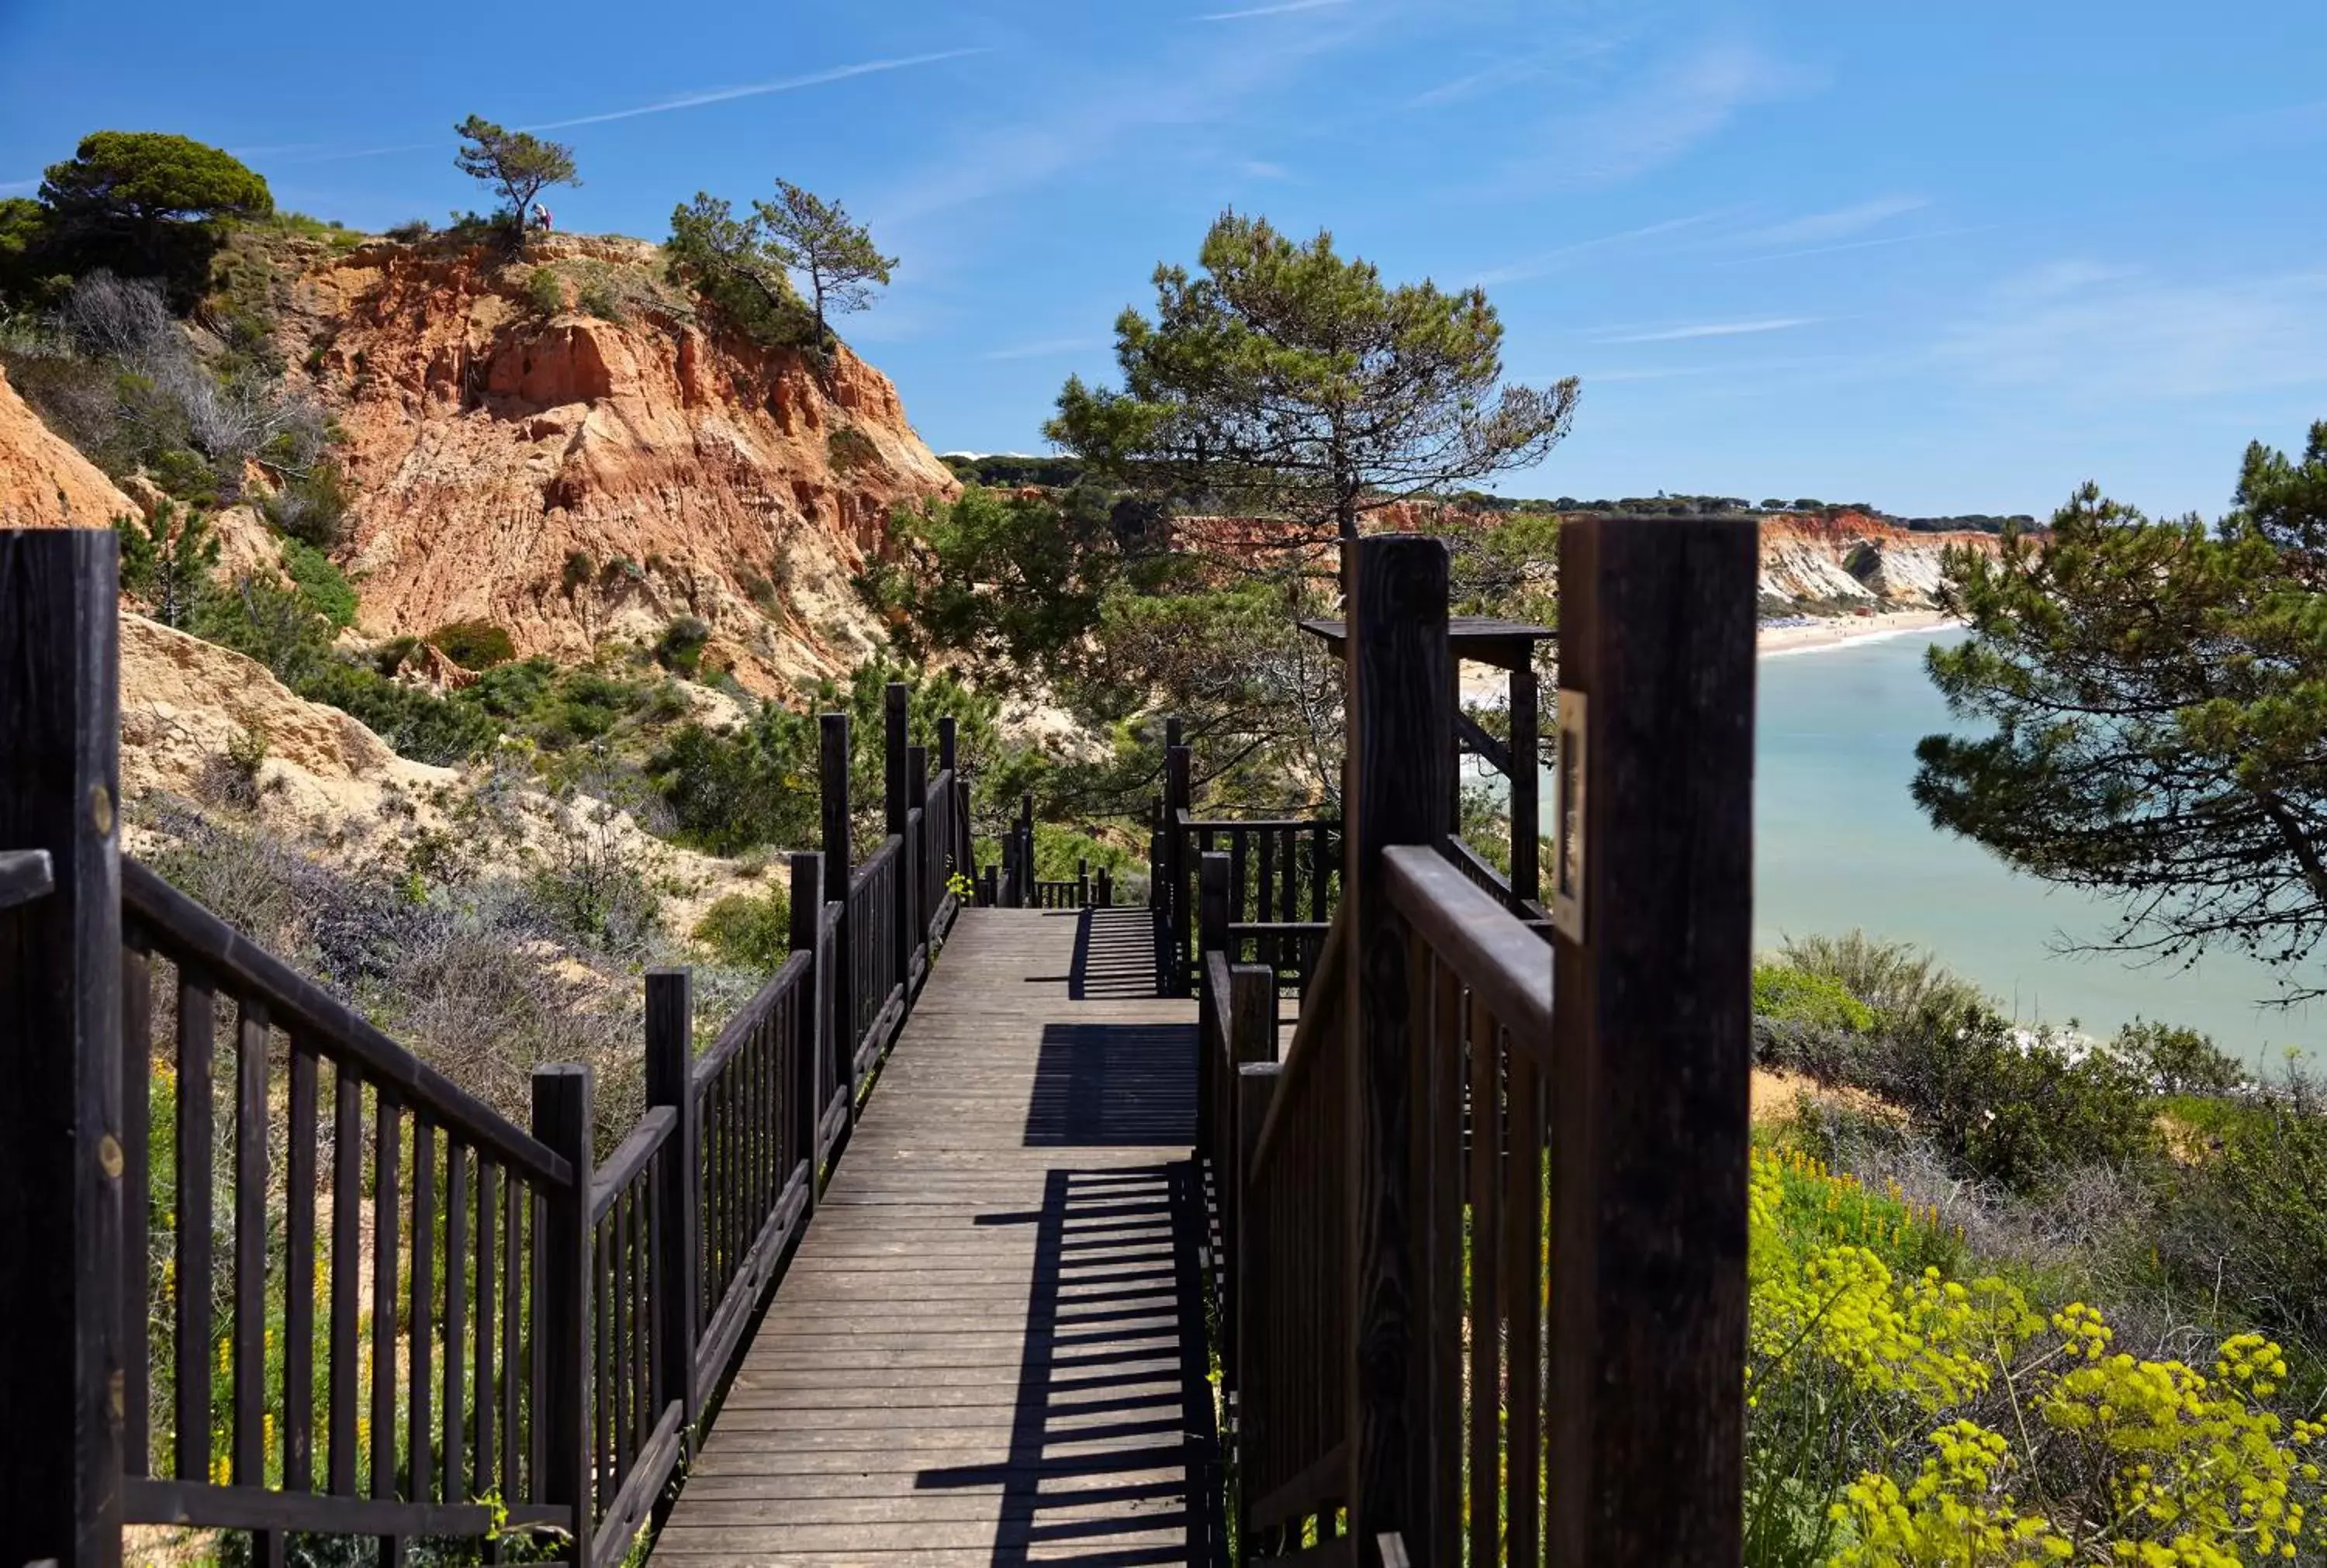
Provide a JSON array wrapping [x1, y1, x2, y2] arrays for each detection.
[[663, 193, 811, 347], [117, 499, 219, 628], [652, 615, 712, 677], [427, 619, 517, 671], [277, 537, 357, 628], [451, 115, 578, 246], [1753, 962, 1878, 1035], [260, 458, 353, 547], [693, 886, 794, 972], [1049, 210, 1579, 541], [755, 178, 893, 347], [1917, 424, 2327, 1007], [524, 264, 564, 315]]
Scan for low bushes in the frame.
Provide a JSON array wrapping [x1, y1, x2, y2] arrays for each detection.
[[693, 886, 794, 972]]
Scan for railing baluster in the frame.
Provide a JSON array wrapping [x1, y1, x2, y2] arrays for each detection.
[[122, 929, 153, 1480], [175, 964, 216, 1484], [1466, 989, 1502, 1568], [613, 1185, 633, 1493], [283, 1046, 319, 1495], [472, 1158, 497, 1501], [594, 1210, 613, 1509], [409, 1120, 436, 1505], [444, 1142, 469, 1503], [328, 1068, 361, 1495], [1502, 1031, 1545, 1568], [232, 997, 270, 1487], [500, 1168, 520, 1503], [372, 1092, 403, 1504]]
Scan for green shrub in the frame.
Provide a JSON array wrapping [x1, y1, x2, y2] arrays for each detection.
[[561, 550, 594, 596], [277, 537, 356, 628], [261, 460, 352, 547], [427, 618, 516, 671], [827, 425, 880, 474], [1777, 931, 1986, 1023], [649, 718, 815, 857], [372, 634, 419, 676], [1753, 962, 1876, 1034], [525, 265, 564, 316], [576, 278, 624, 322], [2113, 1018, 2246, 1094], [385, 218, 432, 243], [2159, 1085, 2327, 1355], [1869, 1003, 2159, 1193], [653, 615, 712, 676], [693, 889, 794, 972]]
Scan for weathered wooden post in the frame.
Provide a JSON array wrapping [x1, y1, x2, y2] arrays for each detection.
[[1164, 744, 1192, 993], [1096, 865, 1113, 907], [819, 713, 853, 1109], [789, 854, 825, 1207], [1510, 661, 1542, 908], [1018, 792, 1036, 907], [1077, 857, 1090, 909], [1222, 962, 1274, 1400], [531, 1063, 593, 1556], [0, 527, 125, 1568], [907, 744, 929, 958], [1546, 514, 1755, 1567], [937, 715, 961, 882], [1343, 534, 1453, 1560], [644, 968, 700, 1436], [1195, 851, 1230, 1167], [885, 683, 911, 990]]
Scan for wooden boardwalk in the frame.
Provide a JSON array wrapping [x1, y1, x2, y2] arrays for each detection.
[[655, 905, 1215, 1567]]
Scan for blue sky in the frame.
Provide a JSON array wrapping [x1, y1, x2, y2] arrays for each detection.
[[4, 0, 2324, 517]]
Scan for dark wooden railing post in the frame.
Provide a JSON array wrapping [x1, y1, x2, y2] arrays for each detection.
[[937, 715, 960, 879], [790, 854, 826, 1198], [1097, 866, 1112, 907], [0, 527, 125, 1568], [1018, 793, 1036, 909], [1222, 962, 1274, 1400], [1196, 851, 1230, 1164], [532, 1064, 593, 1555], [1343, 534, 1452, 1562], [1546, 515, 1755, 1568], [1164, 744, 1191, 994], [908, 744, 929, 949], [819, 713, 853, 1117], [644, 968, 699, 1441], [885, 683, 911, 984], [1510, 660, 1542, 908], [1077, 858, 1090, 909]]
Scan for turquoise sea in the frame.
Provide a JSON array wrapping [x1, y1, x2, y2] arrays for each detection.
[[1749, 629, 2319, 1065]]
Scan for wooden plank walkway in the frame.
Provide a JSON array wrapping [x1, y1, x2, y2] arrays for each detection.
[[655, 905, 1215, 1567]]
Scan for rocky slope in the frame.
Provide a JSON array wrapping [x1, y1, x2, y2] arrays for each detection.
[[284, 234, 956, 694], [1758, 510, 1997, 610], [0, 361, 140, 528]]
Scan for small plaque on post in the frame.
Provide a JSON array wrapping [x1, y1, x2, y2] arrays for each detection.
[[1552, 689, 1587, 942]]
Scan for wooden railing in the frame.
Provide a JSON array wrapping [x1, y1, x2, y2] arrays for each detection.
[[0, 527, 977, 1568], [1198, 523, 1758, 1568], [1153, 769, 1342, 1001]]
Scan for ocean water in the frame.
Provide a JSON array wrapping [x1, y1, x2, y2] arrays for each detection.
[[1749, 630, 2320, 1065]]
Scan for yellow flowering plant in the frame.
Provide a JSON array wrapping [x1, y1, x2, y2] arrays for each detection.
[[1747, 1148, 2327, 1566]]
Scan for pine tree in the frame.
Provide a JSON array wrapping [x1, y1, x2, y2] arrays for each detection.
[[117, 499, 220, 628]]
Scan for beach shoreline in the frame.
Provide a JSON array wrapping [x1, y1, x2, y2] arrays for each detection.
[[1459, 608, 1955, 702]]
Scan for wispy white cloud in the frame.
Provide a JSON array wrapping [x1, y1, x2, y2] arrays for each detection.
[[983, 335, 1111, 361], [1939, 264, 2327, 401], [1714, 224, 1993, 266], [1196, 0, 1349, 19], [1403, 57, 1542, 110], [1735, 195, 1927, 249], [253, 51, 987, 164], [521, 50, 990, 131], [1472, 206, 1741, 287], [1596, 316, 1817, 344], [1530, 38, 1818, 188], [1237, 158, 1291, 179]]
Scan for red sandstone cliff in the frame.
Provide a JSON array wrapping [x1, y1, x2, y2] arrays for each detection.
[[283, 235, 957, 694]]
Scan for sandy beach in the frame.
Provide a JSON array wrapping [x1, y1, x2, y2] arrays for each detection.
[[1459, 608, 1955, 702]]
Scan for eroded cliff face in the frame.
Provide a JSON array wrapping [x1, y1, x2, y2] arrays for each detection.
[[0, 361, 139, 528], [1758, 511, 1997, 609], [285, 235, 956, 694]]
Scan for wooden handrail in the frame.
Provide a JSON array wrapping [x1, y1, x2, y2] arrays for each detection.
[[1381, 845, 1551, 1051], [588, 1105, 675, 1224], [122, 857, 574, 1190], [692, 949, 814, 1084], [1247, 903, 1348, 1176]]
